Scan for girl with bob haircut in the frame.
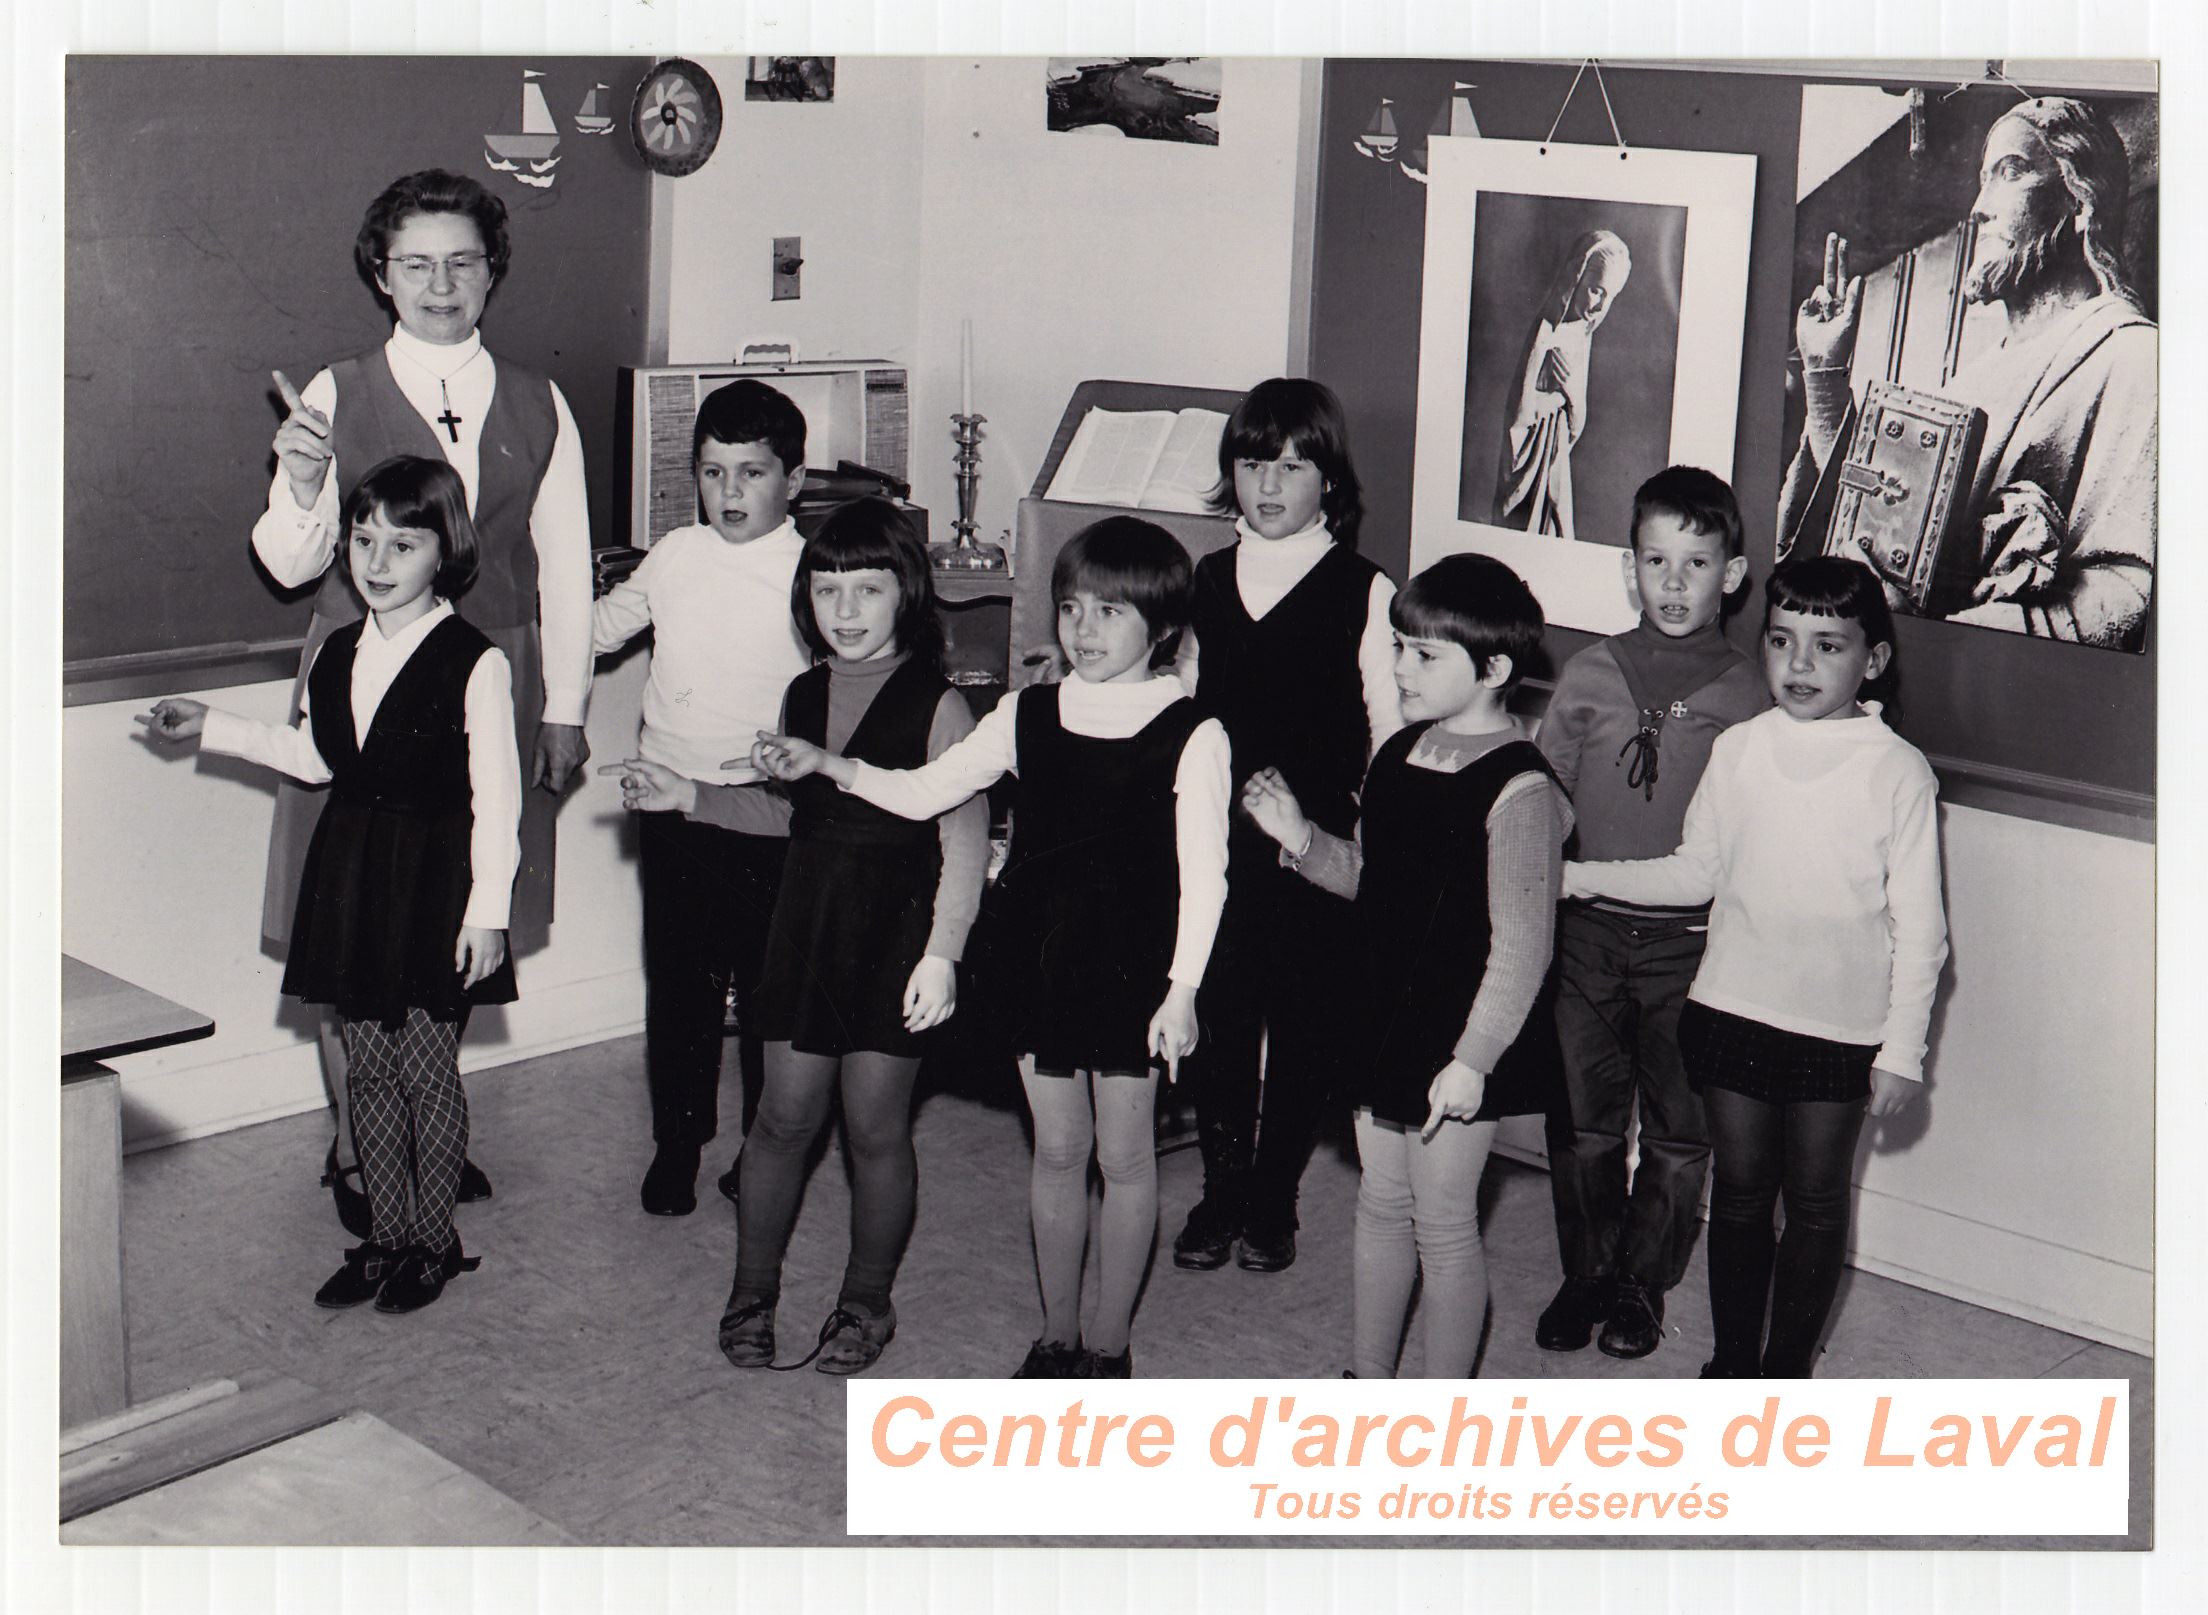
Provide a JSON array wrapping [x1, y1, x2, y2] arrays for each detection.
[[750, 514, 1231, 1379], [1243, 551, 1571, 1378], [1567, 554, 1946, 1378], [610, 498, 985, 1375], [1173, 377, 1402, 1280], [142, 454, 522, 1316]]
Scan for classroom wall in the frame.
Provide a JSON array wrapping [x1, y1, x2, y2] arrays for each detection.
[[64, 57, 2153, 1352], [63, 656, 654, 1150]]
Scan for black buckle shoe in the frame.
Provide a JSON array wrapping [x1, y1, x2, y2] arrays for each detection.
[[1171, 1197, 1239, 1271], [1535, 1275, 1612, 1352], [314, 1240, 398, 1309], [1597, 1277, 1665, 1359], [1235, 1229, 1296, 1273], [372, 1234, 479, 1314], [1011, 1337, 1084, 1378], [641, 1142, 702, 1216]]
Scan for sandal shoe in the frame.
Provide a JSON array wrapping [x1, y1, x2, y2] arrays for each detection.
[[372, 1234, 479, 1315], [1011, 1337, 1084, 1378], [321, 1138, 373, 1242], [813, 1303, 897, 1376], [315, 1239, 400, 1309], [719, 1295, 777, 1368]]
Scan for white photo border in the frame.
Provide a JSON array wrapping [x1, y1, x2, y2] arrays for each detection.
[[1409, 136, 1759, 633]]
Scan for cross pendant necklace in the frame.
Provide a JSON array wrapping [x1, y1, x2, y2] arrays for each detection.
[[436, 380, 463, 444]]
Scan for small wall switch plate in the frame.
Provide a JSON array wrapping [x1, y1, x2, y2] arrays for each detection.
[[772, 237, 803, 301]]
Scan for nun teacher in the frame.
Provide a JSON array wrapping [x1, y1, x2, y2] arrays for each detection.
[[253, 169, 594, 1205]]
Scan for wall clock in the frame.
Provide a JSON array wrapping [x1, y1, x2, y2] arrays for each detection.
[[630, 58, 723, 176]]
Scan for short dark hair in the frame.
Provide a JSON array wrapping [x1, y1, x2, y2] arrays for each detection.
[[1390, 552, 1545, 690], [1764, 554, 1900, 710], [791, 497, 944, 671], [693, 379, 807, 477], [1207, 377, 1365, 548], [353, 170, 512, 315], [1051, 516, 1195, 668], [343, 455, 480, 599], [1631, 465, 1744, 559]]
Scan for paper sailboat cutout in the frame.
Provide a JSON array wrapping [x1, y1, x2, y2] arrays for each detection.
[[575, 84, 615, 135], [486, 70, 563, 188]]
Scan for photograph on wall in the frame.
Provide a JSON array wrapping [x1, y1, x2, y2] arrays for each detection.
[[745, 56, 834, 103], [1045, 58, 1221, 144], [1458, 192, 1686, 548], [1410, 138, 1757, 634], [1777, 84, 2158, 652]]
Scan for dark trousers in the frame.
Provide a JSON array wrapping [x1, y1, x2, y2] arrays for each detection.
[[639, 810, 784, 1146], [1702, 1087, 1867, 1377], [1545, 904, 1710, 1290], [1190, 846, 1351, 1237]]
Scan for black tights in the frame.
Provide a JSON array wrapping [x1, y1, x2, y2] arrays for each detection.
[[1702, 1087, 1866, 1377], [731, 1043, 920, 1316]]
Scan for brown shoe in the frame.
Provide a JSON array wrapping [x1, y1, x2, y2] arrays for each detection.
[[814, 1304, 897, 1376]]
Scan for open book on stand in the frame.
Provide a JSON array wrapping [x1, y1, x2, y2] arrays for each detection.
[[1043, 406, 1230, 512]]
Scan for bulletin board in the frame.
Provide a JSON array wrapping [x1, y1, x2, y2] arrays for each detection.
[[63, 55, 654, 697], [1309, 60, 2155, 829]]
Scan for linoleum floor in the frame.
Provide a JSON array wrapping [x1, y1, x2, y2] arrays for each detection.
[[114, 1035, 2150, 1549]]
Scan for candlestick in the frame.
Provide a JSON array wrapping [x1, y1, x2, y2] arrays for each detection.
[[928, 411, 1009, 573]]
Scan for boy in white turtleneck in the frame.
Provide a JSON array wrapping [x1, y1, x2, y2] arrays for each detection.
[[1169, 377, 1402, 1276], [1565, 555, 1947, 1380], [592, 379, 811, 1217]]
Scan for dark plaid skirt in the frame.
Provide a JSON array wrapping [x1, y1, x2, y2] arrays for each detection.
[[1677, 999, 1878, 1105]]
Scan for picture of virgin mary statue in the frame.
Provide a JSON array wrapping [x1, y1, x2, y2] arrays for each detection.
[[1492, 229, 1633, 541]]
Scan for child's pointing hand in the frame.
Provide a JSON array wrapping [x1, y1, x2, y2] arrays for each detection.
[[135, 698, 208, 744]]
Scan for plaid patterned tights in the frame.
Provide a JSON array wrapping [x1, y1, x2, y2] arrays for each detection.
[[340, 1008, 468, 1252]]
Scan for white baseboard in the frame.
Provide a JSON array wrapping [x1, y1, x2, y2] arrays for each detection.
[[118, 969, 646, 1154]]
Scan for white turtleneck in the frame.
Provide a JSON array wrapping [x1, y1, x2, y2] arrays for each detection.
[[250, 325, 594, 726], [847, 674, 1232, 989], [1173, 517, 1403, 753], [1563, 704, 1947, 1081]]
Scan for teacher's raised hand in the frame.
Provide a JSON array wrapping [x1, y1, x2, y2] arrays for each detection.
[[271, 370, 334, 510]]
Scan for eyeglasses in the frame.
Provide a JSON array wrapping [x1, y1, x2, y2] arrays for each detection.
[[383, 252, 492, 285]]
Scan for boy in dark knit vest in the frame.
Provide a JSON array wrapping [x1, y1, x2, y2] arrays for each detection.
[[1533, 466, 1767, 1360]]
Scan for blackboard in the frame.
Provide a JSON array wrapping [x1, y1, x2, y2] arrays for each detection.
[[1311, 61, 2155, 826], [64, 56, 653, 689]]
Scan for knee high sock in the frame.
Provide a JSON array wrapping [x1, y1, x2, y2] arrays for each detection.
[[1020, 1062, 1097, 1349], [1701, 1086, 1783, 1375], [733, 1043, 839, 1304], [837, 1051, 921, 1316], [1352, 1112, 1417, 1379], [342, 1010, 465, 1251], [1762, 1098, 1868, 1377], [1086, 1070, 1160, 1356]]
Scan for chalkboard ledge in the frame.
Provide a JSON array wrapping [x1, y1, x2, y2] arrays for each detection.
[[65, 641, 306, 708]]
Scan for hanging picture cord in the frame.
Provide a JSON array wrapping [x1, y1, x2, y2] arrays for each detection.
[[1943, 60, 2044, 105], [1541, 59, 1630, 158]]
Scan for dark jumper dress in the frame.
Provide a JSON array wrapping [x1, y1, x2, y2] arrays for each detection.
[[749, 657, 951, 1057], [281, 614, 519, 1027], [984, 683, 1205, 1073], [1352, 725, 1562, 1129]]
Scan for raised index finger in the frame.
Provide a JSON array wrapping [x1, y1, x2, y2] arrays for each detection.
[[272, 370, 329, 432]]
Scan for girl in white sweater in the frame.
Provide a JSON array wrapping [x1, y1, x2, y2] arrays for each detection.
[[1564, 556, 1947, 1378]]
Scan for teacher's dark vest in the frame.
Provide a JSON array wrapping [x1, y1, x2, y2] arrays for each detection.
[[314, 348, 558, 630]]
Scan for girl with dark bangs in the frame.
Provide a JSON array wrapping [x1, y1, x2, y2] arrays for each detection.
[[1566, 556, 1948, 1378], [609, 498, 986, 1375], [1173, 377, 1404, 1276], [750, 516, 1232, 1378]]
